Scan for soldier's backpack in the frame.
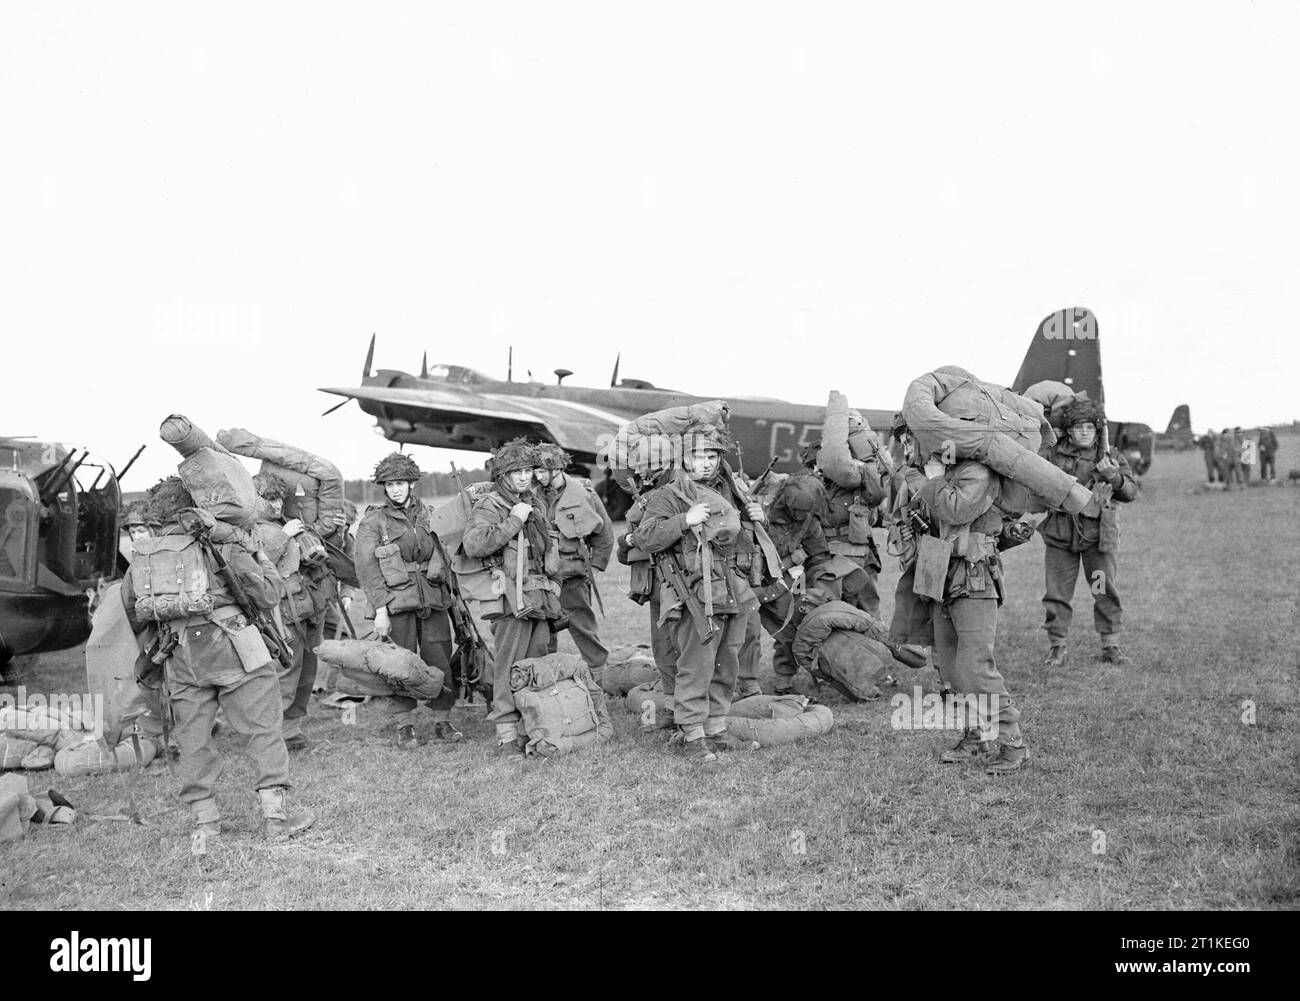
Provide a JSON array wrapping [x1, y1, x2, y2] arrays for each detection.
[[129, 535, 215, 622], [510, 653, 612, 757]]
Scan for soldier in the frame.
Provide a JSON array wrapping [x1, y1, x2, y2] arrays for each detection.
[[632, 422, 764, 763], [354, 453, 461, 749], [1258, 426, 1279, 482], [251, 474, 323, 751], [760, 449, 833, 696], [533, 443, 614, 687], [462, 439, 564, 762], [122, 477, 314, 839], [805, 411, 889, 617], [617, 478, 681, 711], [1040, 399, 1139, 669], [1217, 427, 1242, 488], [905, 456, 1029, 774], [884, 415, 937, 655], [1199, 430, 1220, 485]]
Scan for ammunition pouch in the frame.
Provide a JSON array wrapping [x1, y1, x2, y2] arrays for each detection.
[[451, 550, 507, 617], [507, 573, 562, 621], [374, 542, 411, 588], [847, 502, 875, 545], [627, 549, 654, 604]]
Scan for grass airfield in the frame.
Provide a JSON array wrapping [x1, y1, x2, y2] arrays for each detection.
[[2, 435, 1297, 910]]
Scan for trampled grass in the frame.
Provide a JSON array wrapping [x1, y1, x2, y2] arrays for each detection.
[[2, 436, 1297, 910]]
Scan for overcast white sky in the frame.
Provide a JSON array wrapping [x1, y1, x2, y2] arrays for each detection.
[[3, 2, 1297, 486]]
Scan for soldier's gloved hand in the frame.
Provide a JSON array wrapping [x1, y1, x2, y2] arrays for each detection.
[[685, 502, 711, 526], [509, 502, 533, 522], [745, 502, 766, 523], [283, 518, 305, 538], [373, 606, 391, 639]]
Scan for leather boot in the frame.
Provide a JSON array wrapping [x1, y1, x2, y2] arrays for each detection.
[[259, 787, 316, 841]]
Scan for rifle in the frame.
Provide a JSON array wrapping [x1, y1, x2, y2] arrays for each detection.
[[625, 474, 715, 642], [185, 519, 295, 669], [137, 627, 179, 775], [430, 532, 488, 702], [751, 456, 780, 496]]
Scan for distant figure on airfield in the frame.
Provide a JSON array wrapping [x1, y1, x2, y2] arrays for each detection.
[[1199, 431, 1220, 486], [1258, 426, 1279, 482], [1217, 428, 1242, 488], [1236, 427, 1254, 482]]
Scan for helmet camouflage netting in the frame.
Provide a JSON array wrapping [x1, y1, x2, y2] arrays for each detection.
[[145, 476, 195, 524], [534, 442, 571, 470], [252, 472, 289, 501], [491, 437, 539, 476], [122, 500, 155, 527], [681, 420, 734, 455], [372, 452, 423, 484], [1061, 397, 1106, 430]]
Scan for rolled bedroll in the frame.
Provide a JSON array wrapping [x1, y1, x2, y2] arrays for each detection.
[[901, 367, 1092, 514], [610, 400, 729, 474], [599, 653, 659, 696], [725, 704, 834, 747], [216, 428, 347, 538], [314, 639, 446, 701]]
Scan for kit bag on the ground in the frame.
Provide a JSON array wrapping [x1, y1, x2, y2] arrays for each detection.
[[510, 653, 612, 757], [314, 638, 446, 701], [599, 649, 659, 696], [793, 600, 895, 701], [129, 535, 214, 621]]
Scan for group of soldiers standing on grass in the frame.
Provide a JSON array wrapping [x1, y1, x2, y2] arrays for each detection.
[[1199, 426, 1280, 488], [116, 382, 1142, 841]]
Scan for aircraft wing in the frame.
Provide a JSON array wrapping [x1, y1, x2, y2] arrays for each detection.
[[320, 385, 631, 457]]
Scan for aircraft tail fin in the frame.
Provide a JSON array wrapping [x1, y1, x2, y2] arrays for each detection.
[[1010, 307, 1103, 405], [1165, 404, 1191, 435]]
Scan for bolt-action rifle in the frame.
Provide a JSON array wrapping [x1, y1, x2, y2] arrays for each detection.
[[181, 515, 294, 669]]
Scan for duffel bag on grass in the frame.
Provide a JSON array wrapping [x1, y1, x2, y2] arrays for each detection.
[[315, 639, 446, 701], [725, 704, 834, 747]]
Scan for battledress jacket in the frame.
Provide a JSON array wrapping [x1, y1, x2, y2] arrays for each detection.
[[354, 499, 451, 615], [632, 473, 759, 619], [539, 473, 614, 581], [1038, 440, 1137, 554], [915, 460, 1008, 604]]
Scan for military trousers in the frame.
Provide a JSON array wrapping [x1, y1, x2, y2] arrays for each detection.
[[649, 588, 680, 695], [931, 596, 1020, 741], [487, 615, 551, 736], [1042, 543, 1123, 644], [1260, 452, 1276, 481], [278, 616, 323, 738], [669, 611, 745, 741], [385, 608, 455, 722], [546, 576, 609, 677], [170, 663, 289, 823], [735, 610, 764, 698], [756, 598, 799, 688]]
